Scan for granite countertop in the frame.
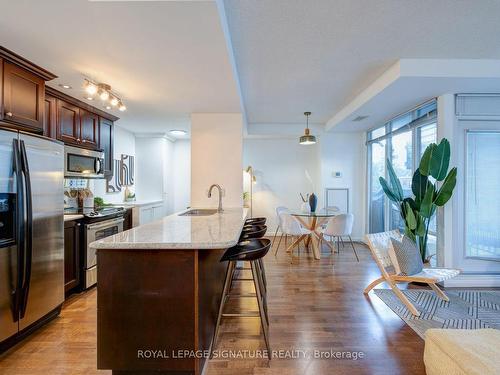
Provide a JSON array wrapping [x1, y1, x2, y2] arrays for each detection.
[[90, 207, 248, 250], [111, 200, 164, 208]]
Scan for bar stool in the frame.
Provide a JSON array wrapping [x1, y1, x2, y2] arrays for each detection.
[[240, 224, 267, 240], [237, 224, 268, 294], [245, 217, 266, 226], [212, 238, 271, 354]]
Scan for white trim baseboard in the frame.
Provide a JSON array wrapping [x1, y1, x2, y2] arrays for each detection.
[[443, 273, 500, 288]]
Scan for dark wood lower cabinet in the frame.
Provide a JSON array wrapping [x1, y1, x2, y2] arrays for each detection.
[[123, 208, 133, 230], [64, 220, 81, 294], [97, 248, 227, 375]]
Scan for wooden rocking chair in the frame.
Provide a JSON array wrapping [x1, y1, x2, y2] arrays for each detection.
[[364, 230, 460, 317]]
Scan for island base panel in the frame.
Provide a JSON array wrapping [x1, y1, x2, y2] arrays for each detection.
[[97, 248, 227, 375]]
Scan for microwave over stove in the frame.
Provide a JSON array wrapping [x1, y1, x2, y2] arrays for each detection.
[[64, 145, 105, 179]]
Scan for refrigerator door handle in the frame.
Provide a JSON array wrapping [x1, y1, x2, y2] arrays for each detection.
[[12, 139, 24, 322], [19, 140, 33, 319]]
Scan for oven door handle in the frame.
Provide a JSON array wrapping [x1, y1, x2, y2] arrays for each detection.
[[86, 217, 124, 231]]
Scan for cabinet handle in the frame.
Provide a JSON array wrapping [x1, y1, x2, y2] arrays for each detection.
[[5, 112, 13, 117]]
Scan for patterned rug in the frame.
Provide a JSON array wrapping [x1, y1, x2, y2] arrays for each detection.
[[374, 289, 500, 339]]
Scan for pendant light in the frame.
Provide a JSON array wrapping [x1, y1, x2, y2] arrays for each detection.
[[299, 111, 316, 145]]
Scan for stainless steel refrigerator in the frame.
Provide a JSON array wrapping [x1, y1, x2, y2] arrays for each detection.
[[0, 128, 64, 347]]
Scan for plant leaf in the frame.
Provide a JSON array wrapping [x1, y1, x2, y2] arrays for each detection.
[[386, 159, 404, 201], [405, 202, 417, 230], [403, 197, 418, 211], [416, 216, 426, 236], [419, 184, 435, 218], [379, 177, 399, 202], [430, 139, 451, 181], [411, 169, 429, 203], [434, 167, 457, 206], [419, 143, 435, 176]]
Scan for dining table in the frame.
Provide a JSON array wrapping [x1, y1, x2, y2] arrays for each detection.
[[288, 208, 339, 260]]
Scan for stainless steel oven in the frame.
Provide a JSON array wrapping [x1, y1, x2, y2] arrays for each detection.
[[83, 217, 124, 289], [64, 145, 104, 179]]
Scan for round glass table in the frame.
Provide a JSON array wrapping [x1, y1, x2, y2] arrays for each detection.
[[289, 208, 339, 259]]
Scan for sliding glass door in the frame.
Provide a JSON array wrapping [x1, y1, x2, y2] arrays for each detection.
[[466, 131, 500, 261]]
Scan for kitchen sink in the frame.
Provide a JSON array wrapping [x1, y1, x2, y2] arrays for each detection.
[[179, 209, 218, 216]]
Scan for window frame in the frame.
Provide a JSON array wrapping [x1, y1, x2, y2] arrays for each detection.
[[366, 99, 438, 235]]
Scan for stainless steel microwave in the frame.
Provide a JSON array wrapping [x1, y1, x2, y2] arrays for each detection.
[[64, 145, 105, 179]]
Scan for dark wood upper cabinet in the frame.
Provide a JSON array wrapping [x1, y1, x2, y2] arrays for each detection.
[[80, 109, 99, 149], [3, 61, 45, 131], [0, 58, 3, 122], [0, 47, 56, 133], [57, 99, 80, 145], [99, 117, 114, 176], [46, 86, 118, 151], [44, 94, 57, 138]]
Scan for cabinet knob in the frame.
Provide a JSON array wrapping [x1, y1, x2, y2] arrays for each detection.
[[5, 112, 13, 117]]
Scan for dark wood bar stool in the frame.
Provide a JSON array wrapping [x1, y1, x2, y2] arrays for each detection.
[[245, 217, 266, 226], [212, 238, 271, 355], [237, 224, 268, 294]]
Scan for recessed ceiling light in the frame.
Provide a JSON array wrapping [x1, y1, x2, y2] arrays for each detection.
[[59, 84, 72, 89], [86, 96, 93, 101], [169, 130, 187, 136], [105, 105, 112, 110]]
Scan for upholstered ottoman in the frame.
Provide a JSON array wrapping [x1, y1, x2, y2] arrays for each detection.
[[424, 328, 500, 375]]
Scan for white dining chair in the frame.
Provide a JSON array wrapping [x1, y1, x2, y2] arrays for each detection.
[[274, 212, 310, 256], [321, 213, 359, 261], [271, 206, 289, 249]]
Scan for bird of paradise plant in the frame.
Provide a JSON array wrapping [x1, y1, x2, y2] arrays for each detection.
[[379, 138, 457, 262]]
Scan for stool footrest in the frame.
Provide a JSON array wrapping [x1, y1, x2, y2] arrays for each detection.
[[227, 293, 257, 298], [222, 312, 260, 317]]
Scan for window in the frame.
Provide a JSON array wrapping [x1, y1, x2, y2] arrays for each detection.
[[368, 139, 386, 233], [389, 130, 413, 231], [367, 100, 437, 244], [466, 131, 500, 260]]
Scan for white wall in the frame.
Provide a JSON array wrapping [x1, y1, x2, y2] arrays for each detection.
[[243, 138, 321, 231], [319, 132, 366, 239], [135, 136, 173, 211], [191, 113, 243, 207], [172, 139, 191, 212], [242, 133, 366, 239], [92, 125, 136, 204]]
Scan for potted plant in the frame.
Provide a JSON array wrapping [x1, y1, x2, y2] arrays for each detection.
[[379, 138, 457, 262]]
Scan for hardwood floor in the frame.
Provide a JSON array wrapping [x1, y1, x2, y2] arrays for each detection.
[[0, 239, 425, 375]]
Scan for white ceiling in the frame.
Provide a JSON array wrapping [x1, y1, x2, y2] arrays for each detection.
[[3, 1, 500, 137], [329, 59, 500, 132], [222, 0, 500, 130], [0, 0, 241, 135]]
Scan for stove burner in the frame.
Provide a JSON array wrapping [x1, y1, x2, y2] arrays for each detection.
[[64, 206, 126, 223]]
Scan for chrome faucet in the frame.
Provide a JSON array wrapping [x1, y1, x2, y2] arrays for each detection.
[[208, 184, 224, 213]]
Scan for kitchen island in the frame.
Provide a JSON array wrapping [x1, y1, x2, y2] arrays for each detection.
[[90, 207, 248, 375]]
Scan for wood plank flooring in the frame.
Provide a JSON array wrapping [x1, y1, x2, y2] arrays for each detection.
[[0, 238, 426, 375]]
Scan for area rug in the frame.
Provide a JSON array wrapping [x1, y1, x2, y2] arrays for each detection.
[[374, 289, 500, 339]]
